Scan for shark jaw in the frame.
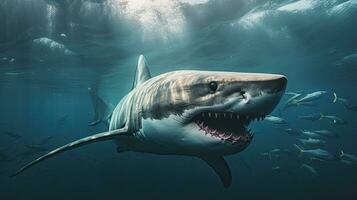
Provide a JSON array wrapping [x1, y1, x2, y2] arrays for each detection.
[[193, 111, 257, 144]]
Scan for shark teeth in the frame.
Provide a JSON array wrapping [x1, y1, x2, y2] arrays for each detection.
[[196, 120, 253, 144], [193, 111, 262, 144], [196, 111, 266, 123]]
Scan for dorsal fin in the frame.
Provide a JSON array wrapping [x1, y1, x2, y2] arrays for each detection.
[[132, 55, 151, 89]]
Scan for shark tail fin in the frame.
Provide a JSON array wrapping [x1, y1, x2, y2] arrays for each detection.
[[11, 127, 129, 177], [88, 87, 112, 128], [333, 92, 338, 103], [293, 144, 304, 154]]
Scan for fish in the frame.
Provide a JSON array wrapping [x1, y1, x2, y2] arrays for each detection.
[[261, 152, 279, 160], [285, 92, 304, 104], [294, 144, 338, 161], [340, 159, 354, 165], [339, 150, 357, 162], [279, 127, 301, 136], [261, 152, 271, 159], [320, 114, 347, 125], [313, 130, 337, 138], [294, 91, 327, 104], [300, 130, 325, 139], [261, 148, 289, 161], [32, 37, 75, 56], [283, 101, 316, 110], [4, 72, 23, 76], [269, 148, 291, 154], [333, 93, 357, 112], [298, 138, 326, 147], [271, 166, 281, 171], [298, 113, 323, 121], [301, 164, 319, 176], [264, 115, 287, 124], [12, 55, 287, 188]]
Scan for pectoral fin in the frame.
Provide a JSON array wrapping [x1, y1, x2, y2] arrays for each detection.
[[12, 127, 129, 177], [201, 156, 232, 188]]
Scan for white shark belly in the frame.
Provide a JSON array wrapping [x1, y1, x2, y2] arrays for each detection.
[[118, 116, 246, 156]]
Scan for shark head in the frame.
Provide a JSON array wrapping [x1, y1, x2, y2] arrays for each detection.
[[138, 69, 287, 156]]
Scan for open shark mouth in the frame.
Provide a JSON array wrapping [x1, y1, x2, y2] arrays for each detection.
[[193, 112, 265, 144]]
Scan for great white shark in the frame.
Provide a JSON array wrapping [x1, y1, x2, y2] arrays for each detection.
[[13, 55, 287, 187]]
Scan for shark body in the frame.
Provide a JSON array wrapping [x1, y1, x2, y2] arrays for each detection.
[[13, 55, 287, 187]]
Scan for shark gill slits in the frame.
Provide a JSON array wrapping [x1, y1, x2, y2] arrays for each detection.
[[209, 81, 218, 93]]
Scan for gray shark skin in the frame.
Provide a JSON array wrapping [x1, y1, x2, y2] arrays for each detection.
[[12, 55, 287, 187]]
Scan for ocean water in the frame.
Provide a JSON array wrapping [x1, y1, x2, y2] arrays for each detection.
[[1, 0, 357, 199]]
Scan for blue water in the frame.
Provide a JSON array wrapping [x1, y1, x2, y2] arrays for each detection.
[[1, 0, 357, 199]]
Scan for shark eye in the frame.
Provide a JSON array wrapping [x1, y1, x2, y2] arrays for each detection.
[[208, 81, 218, 92]]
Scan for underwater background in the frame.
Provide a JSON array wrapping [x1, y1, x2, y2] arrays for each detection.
[[1, 0, 357, 199]]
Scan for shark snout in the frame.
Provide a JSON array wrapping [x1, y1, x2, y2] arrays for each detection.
[[270, 75, 287, 93], [227, 74, 287, 116], [247, 74, 287, 94]]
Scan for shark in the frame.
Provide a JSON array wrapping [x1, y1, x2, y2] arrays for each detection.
[[12, 55, 287, 187]]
